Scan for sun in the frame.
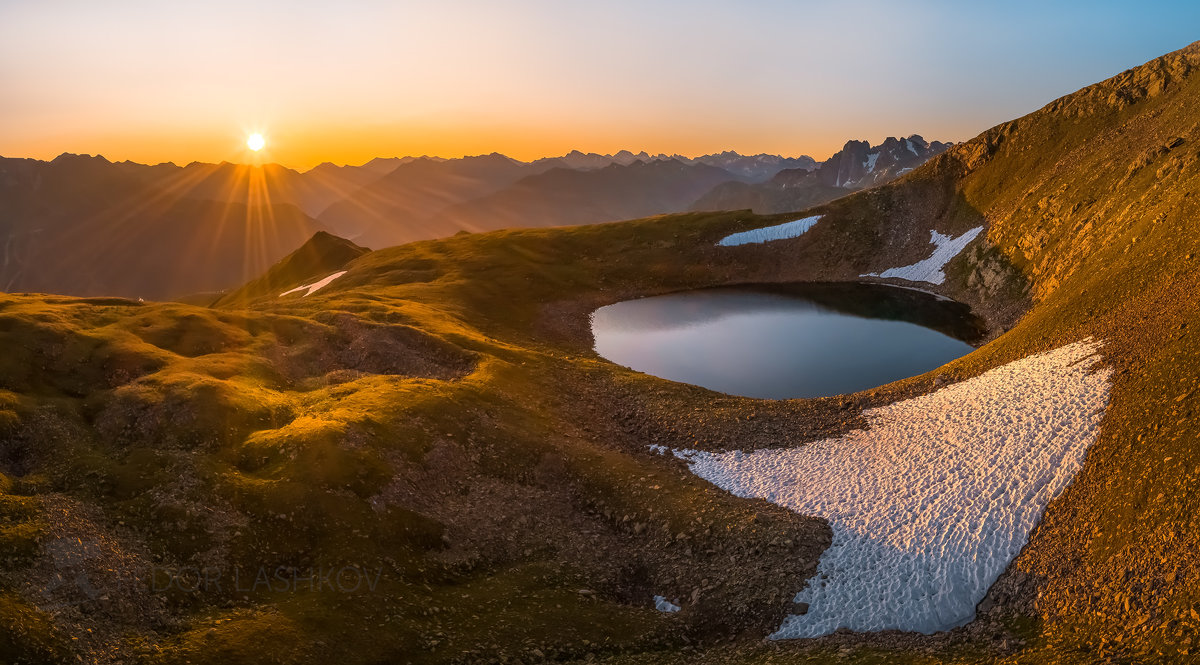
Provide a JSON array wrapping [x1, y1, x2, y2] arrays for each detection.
[[246, 133, 266, 152]]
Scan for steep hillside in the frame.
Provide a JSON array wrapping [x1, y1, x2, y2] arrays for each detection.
[[705, 39, 1200, 662], [2, 41, 1200, 665], [694, 135, 951, 214]]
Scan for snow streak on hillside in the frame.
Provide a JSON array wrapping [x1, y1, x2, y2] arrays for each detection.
[[864, 227, 983, 284], [279, 270, 348, 297], [717, 216, 822, 246]]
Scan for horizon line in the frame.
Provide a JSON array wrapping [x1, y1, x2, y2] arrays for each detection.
[[4, 134, 948, 174]]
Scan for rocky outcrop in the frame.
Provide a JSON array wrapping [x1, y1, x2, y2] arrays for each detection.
[[818, 135, 954, 189]]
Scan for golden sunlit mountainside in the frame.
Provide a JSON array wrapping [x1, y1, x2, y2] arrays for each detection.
[[1, 33, 1200, 665]]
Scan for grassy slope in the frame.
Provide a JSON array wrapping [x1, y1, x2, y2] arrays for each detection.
[[0, 213, 842, 665], [2, 42, 1200, 665]]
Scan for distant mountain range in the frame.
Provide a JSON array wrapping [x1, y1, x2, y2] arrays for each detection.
[[547, 150, 818, 180], [315, 151, 819, 247], [692, 135, 952, 214], [427, 159, 739, 240], [0, 153, 324, 300], [316, 153, 564, 247], [0, 144, 939, 299]]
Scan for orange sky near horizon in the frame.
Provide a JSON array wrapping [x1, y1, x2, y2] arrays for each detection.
[[20, 117, 905, 171], [15, 116, 870, 171], [2, 1, 1198, 171]]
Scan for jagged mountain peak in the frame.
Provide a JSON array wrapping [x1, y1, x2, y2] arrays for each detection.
[[819, 135, 953, 189], [50, 152, 111, 165]]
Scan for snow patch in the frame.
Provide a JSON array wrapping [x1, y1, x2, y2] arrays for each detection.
[[279, 271, 348, 298], [667, 340, 1111, 638], [905, 138, 918, 155], [717, 216, 821, 246], [654, 595, 682, 613], [872, 282, 953, 302], [863, 227, 983, 285], [865, 152, 880, 173]]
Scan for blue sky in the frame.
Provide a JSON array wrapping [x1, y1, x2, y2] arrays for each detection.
[[1, 0, 1197, 167]]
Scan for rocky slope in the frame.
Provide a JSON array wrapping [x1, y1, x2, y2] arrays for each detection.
[[819, 135, 951, 189]]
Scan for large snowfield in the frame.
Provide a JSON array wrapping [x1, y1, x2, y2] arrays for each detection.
[[664, 340, 1112, 637]]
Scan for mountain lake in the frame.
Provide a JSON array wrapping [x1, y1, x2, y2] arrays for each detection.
[[592, 282, 985, 399]]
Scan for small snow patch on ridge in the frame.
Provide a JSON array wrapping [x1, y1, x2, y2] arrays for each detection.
[[876, 283, 953, 302], [667, 339, 1111, 638], [279, 271, 348, 298], [654, 595, 682, 613], [717, 216, 821, 246], [863, 227, 982, 284]]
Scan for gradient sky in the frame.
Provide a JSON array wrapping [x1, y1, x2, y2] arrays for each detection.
[[2, 1, 1198, 170]]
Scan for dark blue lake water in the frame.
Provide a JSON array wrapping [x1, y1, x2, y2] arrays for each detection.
[[591, 283, 984, 399]]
